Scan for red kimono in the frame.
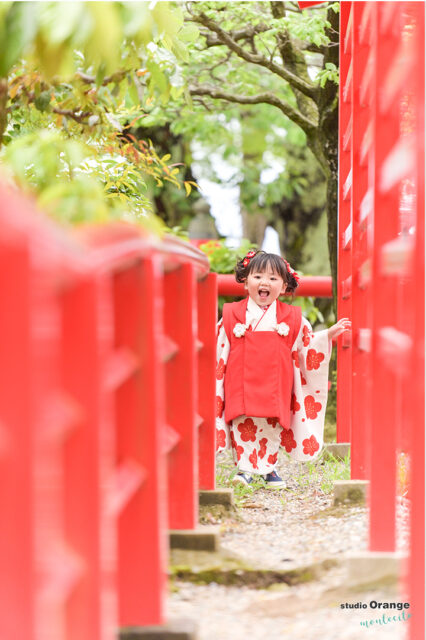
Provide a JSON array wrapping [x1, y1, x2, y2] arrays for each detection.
[[216, 297, 331, 472]]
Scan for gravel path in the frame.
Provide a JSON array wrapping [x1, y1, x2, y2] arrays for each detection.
[[167, 451, 410, 640]]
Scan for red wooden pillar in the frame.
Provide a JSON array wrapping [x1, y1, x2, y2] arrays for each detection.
[[369, 2, 408, 551], [0, 232, 35, 640], [408, 4, 425, 638], [197, 272, 217, 490], [349, 2, 374, 480], [164, 263, 198, 529], [337, 1, 353, 445], [60, 275, 112, 640], [112, 256, 168, 627]]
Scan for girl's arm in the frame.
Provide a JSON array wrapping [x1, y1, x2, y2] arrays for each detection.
[[328, 318, 352, 340]]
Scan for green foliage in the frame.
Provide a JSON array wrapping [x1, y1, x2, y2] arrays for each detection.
[[0, 1, 202, 228], [285, 452, 350, 496], [2, 129, 163, 231], [199, 238, 256, 274], [289, 295, 324, 327], [316, 62, 339, 88], [284, 7, 332, 47]]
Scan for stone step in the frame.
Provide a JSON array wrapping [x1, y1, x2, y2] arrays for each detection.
[[170, 547, 338, 589], [323, 442, 351, 461]]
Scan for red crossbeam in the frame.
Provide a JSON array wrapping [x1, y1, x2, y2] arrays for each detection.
[[217, 274, 332, 298]]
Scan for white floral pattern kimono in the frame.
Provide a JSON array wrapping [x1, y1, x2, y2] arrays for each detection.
[[216, 297, 331, 473]]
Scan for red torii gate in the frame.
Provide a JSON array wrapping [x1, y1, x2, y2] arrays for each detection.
[[337, 5, 424, 640], [300, 2, 424, 638]]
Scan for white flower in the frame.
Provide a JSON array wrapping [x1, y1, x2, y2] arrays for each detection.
[[276, 322, 290, 336], [233, 323, 248, 337]]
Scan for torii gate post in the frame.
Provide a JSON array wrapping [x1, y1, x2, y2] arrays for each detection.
[[300, 2, 424, 638]]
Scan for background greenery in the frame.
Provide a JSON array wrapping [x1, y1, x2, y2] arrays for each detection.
[[0, 2, 338, 435]]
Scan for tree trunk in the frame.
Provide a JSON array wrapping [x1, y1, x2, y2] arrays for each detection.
[[319, 4, 340, 315], [241, 208, 268, 247]]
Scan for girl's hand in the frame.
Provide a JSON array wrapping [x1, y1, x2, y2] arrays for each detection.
[[328, 318, 352, 340]]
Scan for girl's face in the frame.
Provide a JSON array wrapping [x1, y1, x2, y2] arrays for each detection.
[[245, 268, 287, 307]]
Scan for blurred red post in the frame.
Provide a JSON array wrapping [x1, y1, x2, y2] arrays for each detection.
[[0, 224, 35, 640], [197, 272, 218, 490], [350, 1, 373, 481], [164, 263, 199, 529], [336, 1, 353, 445], [112, 255, 168, 627], [60, 275, 114, 640], [408, 4, 425, 638]]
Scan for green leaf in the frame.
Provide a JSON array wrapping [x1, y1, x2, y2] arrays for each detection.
[[0, 2, 38, 76], [178, 23, 200, 43], [34, 90, 51, 112]]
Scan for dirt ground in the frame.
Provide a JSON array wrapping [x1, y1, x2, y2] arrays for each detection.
[[167, 450, 410, 640]]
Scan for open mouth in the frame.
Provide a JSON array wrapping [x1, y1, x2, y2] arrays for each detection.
[[259, 289, 269, 299]]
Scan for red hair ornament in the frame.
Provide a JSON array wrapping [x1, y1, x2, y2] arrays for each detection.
[[283, 259, 300, 284], [242, 250, 256, 267]]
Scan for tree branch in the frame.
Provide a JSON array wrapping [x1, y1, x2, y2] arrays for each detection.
[[52, 107, 92, 123], [188, 20, 272, 47], [188, 11, 318, 101], [0, 78, 8, 149], [75, 69, 128, 86], [189, 84, 317, 136]]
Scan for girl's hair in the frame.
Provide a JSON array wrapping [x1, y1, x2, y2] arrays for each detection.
[[234, 250, 299, 294]]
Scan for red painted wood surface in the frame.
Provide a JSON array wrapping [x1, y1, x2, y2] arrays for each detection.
[[0, 194, 216, 637], [197, 273, 218, 490], [217, 274, 332, 298], [349, 2, 373, 480], [164, 264, 199, 530], [338, 3, 424, 637], [336, 1, 353, 444]]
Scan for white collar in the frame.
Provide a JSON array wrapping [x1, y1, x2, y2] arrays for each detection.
[[247, 297, 277, 321]]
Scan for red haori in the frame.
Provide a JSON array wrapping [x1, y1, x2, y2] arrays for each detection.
[[304, 395, 322, 419], [215, 395, 224, 418], [216, 358, 226, 380], [222, 298, 302, 430], [258, 437, 268, 459], [302, 435, 320, 456], [216, 429, 226, 451], [306, 349, 325, 370], [280, 428, 297, 452], [237, 417, 258, 442], [249, 448, 258, 469]]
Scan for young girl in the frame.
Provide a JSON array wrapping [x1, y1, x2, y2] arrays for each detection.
[[215, 250, 351, 488]]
